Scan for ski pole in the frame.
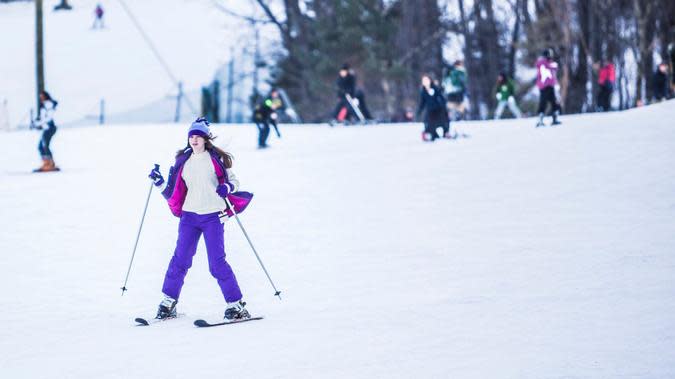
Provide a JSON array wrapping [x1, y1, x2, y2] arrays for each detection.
[[272, 122, 281, 138], [224, 197, 282, 300], [120, 165, 157, 295]]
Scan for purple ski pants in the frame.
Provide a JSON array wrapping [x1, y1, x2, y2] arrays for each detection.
[[162, 211, 242, 303]]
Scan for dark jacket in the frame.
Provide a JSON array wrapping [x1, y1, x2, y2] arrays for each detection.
[[654, 70, 669, 99], [253, 100, 273, 122], [253, 96, 283, 122], [417, 85, 446, 116], [336, 73, 356, 98]]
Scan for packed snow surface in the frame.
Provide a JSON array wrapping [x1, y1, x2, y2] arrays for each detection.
[[1, 103, 675, 378]]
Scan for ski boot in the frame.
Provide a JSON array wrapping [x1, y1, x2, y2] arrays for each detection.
[[155, 295, 177, 319], [33, 158, 60, 172], [33, 158, 49, 172], [224, 300, 250, 321], [535, 113, 545, 127], [43, 158, 59, 171], [551, 111, 562, 126], [422, 132, 436, 142]]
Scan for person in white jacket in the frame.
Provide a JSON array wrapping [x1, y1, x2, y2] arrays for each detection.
[[34, 91, 59, 172]]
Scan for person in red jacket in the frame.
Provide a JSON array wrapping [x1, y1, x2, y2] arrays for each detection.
[[595, 60, 615, 112]]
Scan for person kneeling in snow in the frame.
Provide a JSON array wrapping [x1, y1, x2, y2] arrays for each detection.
[[148, 117, 254, 321], [417, 74, 451, 141]]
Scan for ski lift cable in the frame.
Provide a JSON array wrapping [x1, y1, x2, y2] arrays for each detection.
[[211, 0, 271, 25], [116, 0, 197, 114]]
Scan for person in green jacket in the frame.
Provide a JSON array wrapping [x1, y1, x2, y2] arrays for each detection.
[[442, 60, 467, 121], [494, 72, 522, 119]]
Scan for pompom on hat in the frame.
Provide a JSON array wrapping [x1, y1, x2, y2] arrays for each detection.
[[188, 117, 211, 138]]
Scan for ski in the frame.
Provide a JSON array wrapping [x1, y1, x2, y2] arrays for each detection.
[[344, 93, 366, 123], [32, 168, 61, 173], [535, 121, 561, 128], [193, 316, 264, 328], [444, 132, 470, 140], [134, 313, 184, 326]]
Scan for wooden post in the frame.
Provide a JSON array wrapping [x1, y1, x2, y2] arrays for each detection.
[[99, 98, 105, 125], [174, 82, 183, 122], [36, 0, 45, 112], [226, 49, 234, 123]]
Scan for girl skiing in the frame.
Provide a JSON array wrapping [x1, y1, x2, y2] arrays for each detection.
[[33, 91, 59, 172], [417, 74, 450, 141], [148, 117, 254, 320]]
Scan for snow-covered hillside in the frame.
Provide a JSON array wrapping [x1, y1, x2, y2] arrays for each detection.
[[1, 103, 674, 378], [0, 0, 267, 127]]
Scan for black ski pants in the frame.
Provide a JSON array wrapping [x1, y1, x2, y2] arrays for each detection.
[[597, 83, 613, 112], [537, 86, 561, 115], [424, 109, 449, 140]]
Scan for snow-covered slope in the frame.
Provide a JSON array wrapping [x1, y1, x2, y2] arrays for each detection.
[[1, 103, 674, 378], [0, 0, 260, 127]]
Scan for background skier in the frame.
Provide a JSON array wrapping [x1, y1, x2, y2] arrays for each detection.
[[653, 63, 670, 102], [670, 42, 675, 93], [417, 74, 450, 142], [330, 63, 372, 124], [443, 60, 467, 121], [33, 91, 59, 172], [253, 89, 283, 149], [147, 117, 254, 321], [595, 60, 615, 111], [535, 48, 562, 127], [493, 72, 522, 119], [92, 3, 104, 29], [266, 89, 284, 138]]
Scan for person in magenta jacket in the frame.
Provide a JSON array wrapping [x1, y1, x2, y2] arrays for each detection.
[[148, 117, 253, 321], [535, 48, 562, 127], [595, 60, 615, 112]]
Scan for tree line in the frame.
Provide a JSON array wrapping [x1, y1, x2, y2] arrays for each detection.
[[254, 0, 674, 122]]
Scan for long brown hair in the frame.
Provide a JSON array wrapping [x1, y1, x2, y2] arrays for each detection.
[[176, 135, 233, 168]]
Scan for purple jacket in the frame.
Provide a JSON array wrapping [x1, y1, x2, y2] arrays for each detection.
[[536, 57, 558, 89], [161, 148, 253, 218]]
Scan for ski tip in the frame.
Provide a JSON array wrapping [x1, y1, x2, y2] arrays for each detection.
[[194, 319, 209, 327], [135, 318, 149, 326]]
